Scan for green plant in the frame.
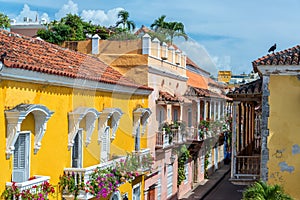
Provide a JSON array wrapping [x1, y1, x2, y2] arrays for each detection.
[[86, 167, 121, 198], [242, 180, 293, 200], [1, 181, 55, 200], [177, 145, 190, 186], [58, 172, 85, 199], [204, 152, 210, 179]]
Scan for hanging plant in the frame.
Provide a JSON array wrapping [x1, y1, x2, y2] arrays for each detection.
[[177, 145, 190, 186]]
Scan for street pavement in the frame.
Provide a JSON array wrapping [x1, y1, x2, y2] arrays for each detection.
[[179, 164, 247, 200], [203, 172, 246, 200]]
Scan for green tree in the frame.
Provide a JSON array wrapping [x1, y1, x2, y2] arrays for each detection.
[[150, 15, 167, 31], [150, 15, 188, 44], [242, 180, 293, 200], [115, 10, 136, 31], [0, 12, 10, 29], [60, 14, 85, 41], [165, 21, 188, 44]]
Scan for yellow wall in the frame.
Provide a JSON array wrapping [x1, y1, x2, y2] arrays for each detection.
[[268, 75, 300, 199], [0, 79, 149, 199], [218, 71, 231, 83]]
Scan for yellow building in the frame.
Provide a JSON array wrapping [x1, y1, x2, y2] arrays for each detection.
[[227, 44, 300, 199], [0, 30, 153, 200], [217, 71, 232, 83]]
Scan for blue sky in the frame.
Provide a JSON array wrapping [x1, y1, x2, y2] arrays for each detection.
[[1, 0, 300, 75]]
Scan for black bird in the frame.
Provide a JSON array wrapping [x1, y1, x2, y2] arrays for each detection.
[[268, 43, 276, 53], [1, 52, 7, 60]]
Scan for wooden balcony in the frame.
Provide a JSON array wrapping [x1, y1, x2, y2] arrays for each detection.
[[231, 155, 260, 184], [6, 176, 50, 199]]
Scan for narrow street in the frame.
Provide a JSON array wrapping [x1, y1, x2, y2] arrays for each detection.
[[202, 172, 246, 200]]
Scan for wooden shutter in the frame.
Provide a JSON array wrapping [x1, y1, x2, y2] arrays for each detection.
[[13, 132, 30, 182]]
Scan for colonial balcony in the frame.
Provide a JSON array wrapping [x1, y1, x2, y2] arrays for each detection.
[[63, 157, 126, 200], [5, 175, 50, 199], [231, 155, 261, 184], [62, 150, 152, 200], [132, 148, 152, 173], [186, 126, 200, 141], [155, 129, 172, 149], [172, 127, 186, 144], [155, 126, 187, 149]]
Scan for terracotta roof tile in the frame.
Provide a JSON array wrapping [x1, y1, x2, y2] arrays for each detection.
[[252, 44, 300, 72], [227, 79, 262, 97], [0, 30, 152, 91], [157, 91, 182, 102]]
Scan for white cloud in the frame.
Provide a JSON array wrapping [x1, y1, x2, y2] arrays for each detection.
[[81, 7, 123, 26], [15, 4, 38, 22], [55, 0, 78, 20], [175, 39, 218, 75]]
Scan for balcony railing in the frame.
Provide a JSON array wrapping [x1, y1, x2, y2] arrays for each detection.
[[63, 156, 126, 200], [155, 129, 172, 148], [234, 155, 260, 179], [132, 148, 152, 172], [172, 127, 186, 144], [186, 126, 206, 141], [6, 176, 50, 199]]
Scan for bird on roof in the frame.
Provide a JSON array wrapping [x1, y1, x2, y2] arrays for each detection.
[[1, 52, 7, 61], [268, 43, 276, 54]]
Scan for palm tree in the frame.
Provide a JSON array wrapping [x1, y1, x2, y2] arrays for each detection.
[[165, 21, 188, 44], [150, 15, 167, 31], [115, 10, 136, 32], [242, 180, 293, 200]]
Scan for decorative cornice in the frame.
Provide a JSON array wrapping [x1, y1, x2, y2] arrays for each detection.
[[5, 104, 54, 158], [148, 65, 188, 81], [68, 107, 100, 149], [0, 64, 152, 96], [98, 108, 123, 143], [133, 108, 152, 136]]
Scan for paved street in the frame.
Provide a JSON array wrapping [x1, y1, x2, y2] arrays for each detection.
[[202, 172, 246, 200]]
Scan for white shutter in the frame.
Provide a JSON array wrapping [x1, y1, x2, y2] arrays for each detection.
[[157, 167, 161, 200], [101, 126, 110, 162], [133, 184, 141, 200], [167, 165, 173, 198], [13, 132, 30, 182], [184, 163, 189, 184]]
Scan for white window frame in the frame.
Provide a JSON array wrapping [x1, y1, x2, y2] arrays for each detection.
[[132, 183, 141, 200], [110, 190, 121, 200], [184, 163, 189, 184], [71, 129, 83, 168], [167, 164, 173, 198]]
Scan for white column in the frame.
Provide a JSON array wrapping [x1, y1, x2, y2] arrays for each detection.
[[204, 100, 207, 120], [152, 38, 160, 58], [214, 101, 217, 121], [218, 101, 221, 120], [209, 100, 212, 120], [180, 103, 183, 121], [142, 34, 151, 55], [197, 100, 201, 124]]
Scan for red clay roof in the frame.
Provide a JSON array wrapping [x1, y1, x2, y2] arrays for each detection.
[[0, 30, 152, 91], [186, 70, 208, 89], [252, 44, 300, 72], [157, 91, 182, 102]]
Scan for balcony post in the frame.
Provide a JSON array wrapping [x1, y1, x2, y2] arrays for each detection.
[[231, 101, 239, 179]]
